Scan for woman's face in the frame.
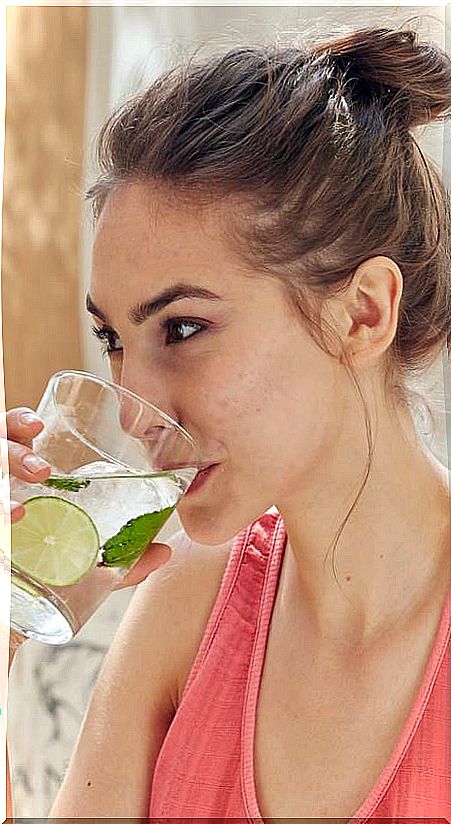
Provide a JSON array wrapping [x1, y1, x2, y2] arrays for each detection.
[[88, 182, 345, 545]]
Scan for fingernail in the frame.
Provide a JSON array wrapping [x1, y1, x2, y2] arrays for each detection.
[[21, 413, 41, 426], [23, 454, 49, 473]]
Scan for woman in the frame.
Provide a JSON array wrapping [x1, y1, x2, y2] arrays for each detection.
[[7, 26, 451, 819]]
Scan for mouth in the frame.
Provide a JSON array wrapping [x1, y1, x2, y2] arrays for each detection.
[[185, 463, 219, 496]]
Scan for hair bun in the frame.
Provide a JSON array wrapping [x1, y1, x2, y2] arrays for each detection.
[[312, 27, 451, 129]]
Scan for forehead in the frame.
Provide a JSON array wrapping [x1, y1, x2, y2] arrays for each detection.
[[89, 181, 297, 325], [92, 182, 243, 286]]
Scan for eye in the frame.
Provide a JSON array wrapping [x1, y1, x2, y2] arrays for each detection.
[[162, 318, 208, 345], [90, 325, 123, 358]]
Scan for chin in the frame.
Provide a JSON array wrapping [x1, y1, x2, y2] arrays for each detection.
[[177, 495, 273, 547]]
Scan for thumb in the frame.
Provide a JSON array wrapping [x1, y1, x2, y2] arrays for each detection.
[[113, 542, 173, 590]]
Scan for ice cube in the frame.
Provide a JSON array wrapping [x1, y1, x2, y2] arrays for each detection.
[[72, 460, 124, 478], [66, 460, 178, 544]]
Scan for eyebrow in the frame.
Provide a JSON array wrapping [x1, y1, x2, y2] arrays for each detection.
[[85, 283, 222, 326]]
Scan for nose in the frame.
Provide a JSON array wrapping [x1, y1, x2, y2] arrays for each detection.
[[116, 361, 175, 433], [118, 394, 147, 437], [116, 394, 178, 471], [116, 378, 190, 470], [114, 363, 199, 471]]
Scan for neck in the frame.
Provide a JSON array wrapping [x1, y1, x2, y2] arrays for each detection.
[[276, 403, 450, 651]]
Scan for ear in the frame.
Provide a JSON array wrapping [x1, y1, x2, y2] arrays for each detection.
[[326, 256, 403, 368]]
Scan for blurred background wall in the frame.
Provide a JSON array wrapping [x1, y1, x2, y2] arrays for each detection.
[[3, 5, 449, 817], [2, 7, 88, 410]]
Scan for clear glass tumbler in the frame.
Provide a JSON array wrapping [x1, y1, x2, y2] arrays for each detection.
[[8, 370, 200, 645]]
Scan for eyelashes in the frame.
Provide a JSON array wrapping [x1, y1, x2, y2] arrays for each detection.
[[90, 325, 121, 357], [90, 318, 208, 357]]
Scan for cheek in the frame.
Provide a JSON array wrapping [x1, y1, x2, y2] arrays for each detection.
[[218, 341, 341, 466], [183, 362, 284, 471], [189, 357, 272, 426]]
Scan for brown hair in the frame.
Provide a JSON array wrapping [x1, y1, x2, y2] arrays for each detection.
[[86, 26, 451, 574]]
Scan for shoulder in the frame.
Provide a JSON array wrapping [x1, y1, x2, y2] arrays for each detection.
[[130, 527, 235, 709]]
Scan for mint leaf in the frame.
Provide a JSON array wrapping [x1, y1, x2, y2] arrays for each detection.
[[43, 478, 91, 492], [100, 506, 175, 569]]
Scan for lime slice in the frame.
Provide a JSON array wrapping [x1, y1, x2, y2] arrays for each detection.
[[11, 496, 100, 586]]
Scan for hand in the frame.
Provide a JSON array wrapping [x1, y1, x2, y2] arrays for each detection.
[[3, 407, 173, 646], [4, 406, 52, 525], [112, 541, 172, 590]]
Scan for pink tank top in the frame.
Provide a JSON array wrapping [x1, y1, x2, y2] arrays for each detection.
[[149, 508, 451, 820]]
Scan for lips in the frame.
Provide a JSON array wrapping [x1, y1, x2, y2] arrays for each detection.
[[185, 463, 218, 496]]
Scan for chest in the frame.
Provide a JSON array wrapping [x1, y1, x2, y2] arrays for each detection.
[[253, 610, 435, 819]]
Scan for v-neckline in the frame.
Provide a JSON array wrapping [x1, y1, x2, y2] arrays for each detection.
[[241, 516, 451, 822]]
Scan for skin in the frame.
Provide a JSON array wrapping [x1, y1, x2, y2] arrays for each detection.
[[8, 178, 450, 659]]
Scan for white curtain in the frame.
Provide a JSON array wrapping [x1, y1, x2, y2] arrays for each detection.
[[8, 5, 448, 817]]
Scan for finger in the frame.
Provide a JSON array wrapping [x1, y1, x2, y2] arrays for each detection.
[[113, 543, 173, 590], [6, 440, 51, 483], [2, 500, 25, 527], [9, 501, 25, 524], [5, 408, 44, 449]]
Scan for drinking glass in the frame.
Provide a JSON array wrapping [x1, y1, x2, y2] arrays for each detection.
[[8, 370, 200, 645]]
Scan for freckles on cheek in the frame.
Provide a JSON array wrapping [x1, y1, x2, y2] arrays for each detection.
[[196, 337, 280, 413], [194, 368, 256, 420], [224, 378, 270, 423]]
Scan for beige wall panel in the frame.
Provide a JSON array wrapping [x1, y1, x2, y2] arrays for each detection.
[[2, 7, 88, 410]]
